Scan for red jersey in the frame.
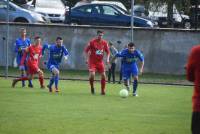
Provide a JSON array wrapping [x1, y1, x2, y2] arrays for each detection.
[[27, 45, 42, 66], [186, 45, 200, 112], [85, 38, 110, 63]]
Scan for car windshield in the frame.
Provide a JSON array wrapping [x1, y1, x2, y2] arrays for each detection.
[[35, 0, 64, 9]]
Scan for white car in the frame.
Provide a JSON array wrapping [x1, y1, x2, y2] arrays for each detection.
[[23, 0, 68, 23], [91, 1, 128, 12], [74, 0, 128, 12], [0, 0, 46, 23]]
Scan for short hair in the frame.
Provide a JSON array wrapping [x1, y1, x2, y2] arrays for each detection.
[[20, 28, 26, 32], [56, 37, 63, 41], [128, 42, 135, 47], [97, 30, 104, 35], [34, 36, 41, 40]]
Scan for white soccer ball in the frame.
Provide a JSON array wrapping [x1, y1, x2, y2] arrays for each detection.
[[119, 89, 129, 98]]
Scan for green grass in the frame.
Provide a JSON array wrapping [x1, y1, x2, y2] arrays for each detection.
[[0, 78, 192, 134], [0, 67, 190, 85]]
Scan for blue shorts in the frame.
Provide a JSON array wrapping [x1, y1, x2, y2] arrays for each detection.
[[18, 61, 28, 71], [122, 65, 138, 80], [47, 64, 59, 72]]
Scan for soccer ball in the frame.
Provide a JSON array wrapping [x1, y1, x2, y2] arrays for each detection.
[[119, 89, 129, 98]]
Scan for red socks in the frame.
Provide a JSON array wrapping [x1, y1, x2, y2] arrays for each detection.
[[39, 76, 44, 87], [89, 77, 94, 89], [101, 78, 106, 94]]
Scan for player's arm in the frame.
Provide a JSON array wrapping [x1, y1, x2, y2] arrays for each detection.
[[139, 61, 144, 74], [15, 40, 21, 53], [110, 50, 123, 64], [42, 43, 50, 56], [84, 42, 91, 64], [105, 43, 110, 64], [63, 46, 69, 62], [20, 47, 29, 66], [186, 48, 196, 82], [137, 50, 144, 74]]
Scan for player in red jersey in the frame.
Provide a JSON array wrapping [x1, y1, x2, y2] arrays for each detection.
[[85, 30, 110, 95], [12, 36, 45, 89], [186, 45, 200, 134]]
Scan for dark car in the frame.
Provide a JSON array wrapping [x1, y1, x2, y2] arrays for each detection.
[[189, 6, 200, 28], [134, 4, 191, 29], [65, 3, 154, 27]]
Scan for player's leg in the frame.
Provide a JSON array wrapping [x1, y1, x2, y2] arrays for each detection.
[[118, 63, 123, 84], [25, 64, 33, 88], [37, 69, 45, 89], [12, 73, 32, 88], [191, 112, 200, 134], [20, 69, 26, 87], [47, 65, 56, 92], [132, 75, 139, 96], [17, 58, 26, 87], [88, 63, 96, 94], [52, 67, 60, 92], [108, 67, 111, 83], [97, 62, 106, 95], [47, 74, 54, 92], [100, 72, 106, 95], [89, 71, 95, 94], [131, 66, 139, 96], [111, 63, 116, 83], [123, 70, 131, 91]]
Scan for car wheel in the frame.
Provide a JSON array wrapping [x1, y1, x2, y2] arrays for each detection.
[[184, 21, 191, 29], [14, 18, 29, 23], [70, 22, 80, 25]]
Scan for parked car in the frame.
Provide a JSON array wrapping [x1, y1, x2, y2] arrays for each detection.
[[189, 6, 200, 28], [65, 3, 154, 27], [147, 3, 191, 29], [0, 0, 46, 23], [91, 1, 128, 12], [22, 0, 68, 23]]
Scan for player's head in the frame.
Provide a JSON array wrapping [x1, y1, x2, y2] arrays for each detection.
[[20, 28, 26, 38], [127, 42, 136, 53], [97, 30, 104, 40], [56, 37, 63, 47], [34, 36, 41, 46]]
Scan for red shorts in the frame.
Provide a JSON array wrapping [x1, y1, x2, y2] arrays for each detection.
[[88, 62, 105, 73], [27, 63, 39, 75]]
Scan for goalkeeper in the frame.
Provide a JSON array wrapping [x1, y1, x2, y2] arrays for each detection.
[[42, 37, 69, 92]]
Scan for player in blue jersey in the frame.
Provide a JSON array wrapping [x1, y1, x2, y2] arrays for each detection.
[[14, 28, 33, 87], [112, 42, 144, 96], [42, 37, 69, 92]]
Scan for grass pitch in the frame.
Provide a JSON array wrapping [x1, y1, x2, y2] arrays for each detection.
[[0, 78, 192, 134]]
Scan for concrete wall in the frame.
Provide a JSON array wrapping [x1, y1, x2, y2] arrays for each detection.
[[0, 23, 200, 74]]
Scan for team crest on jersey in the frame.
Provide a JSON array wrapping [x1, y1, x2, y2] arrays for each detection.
[[126, 57, 137, 63], [33, 54, 39, 59], [95, 50, 103, 55]]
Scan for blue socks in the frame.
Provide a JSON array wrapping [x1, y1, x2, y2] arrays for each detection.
[[133, 80, 138, 93], [49, 76, 55, 87], [54, 75, 59, 89], [21, 74, 25, 87], [28, 79, 33, 86]]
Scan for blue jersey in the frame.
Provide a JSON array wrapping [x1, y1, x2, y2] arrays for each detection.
[[116, 48, 144, 65], [115, 49, 144, 77], [15, 37, 31, 65], [43, 44, 69, 68]]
